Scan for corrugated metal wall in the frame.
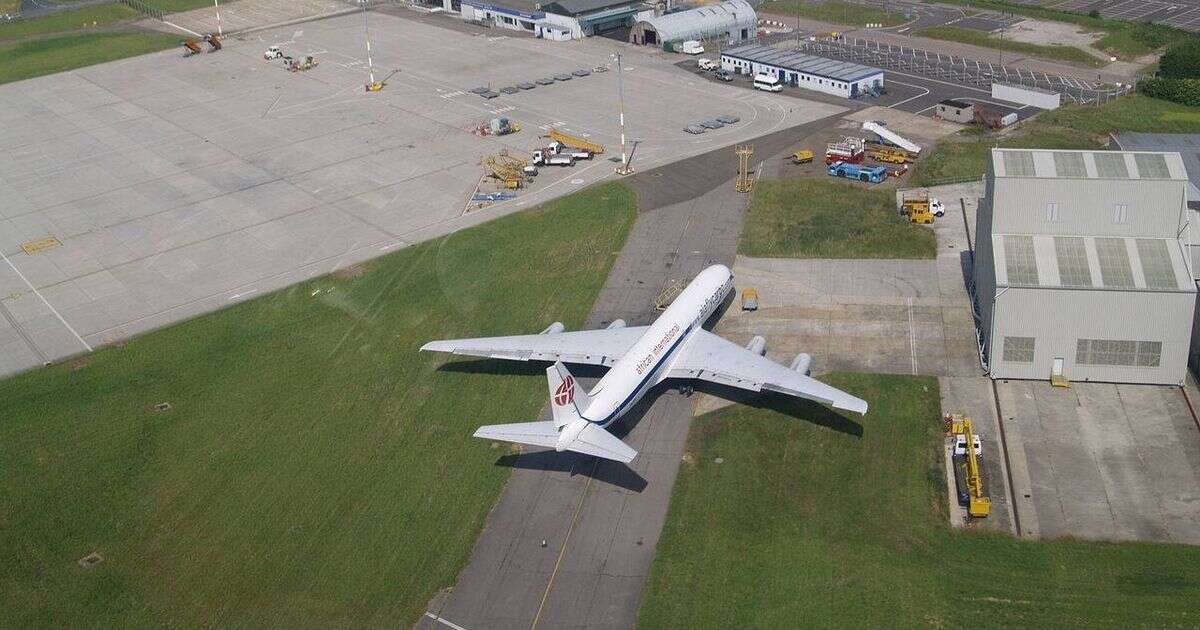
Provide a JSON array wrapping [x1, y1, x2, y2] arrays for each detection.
[[991, 178, 1188, 238], [988, 287, 1195, 384]]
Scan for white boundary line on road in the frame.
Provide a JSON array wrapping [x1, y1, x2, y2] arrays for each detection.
[[886, 79, 930, 108], [0, 249, 92, 352], [423, 612, 468, 630], [907, 296, 917, 375]]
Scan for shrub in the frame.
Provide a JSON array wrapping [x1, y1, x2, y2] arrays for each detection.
[[1158, 39, 1200, 80], [1139, 77, 1200, 106]]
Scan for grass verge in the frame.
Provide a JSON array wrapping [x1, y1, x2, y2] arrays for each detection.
[[639, 373, 1200, 627], [0, 4, 139, 42], [911, 94, 1200, 186], [0, 182, 637, 627], [0, 31, 179, 85], [760, 0, 906, 28], [739, 178, 935, 259], [914, 25, 1103, 67]]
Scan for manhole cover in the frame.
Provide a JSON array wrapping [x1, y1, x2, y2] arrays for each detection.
[[153, 402, 172, 412], [78, 552, 103, 568]]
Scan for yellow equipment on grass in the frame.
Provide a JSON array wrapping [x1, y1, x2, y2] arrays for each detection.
[[548, 128, 604, 155]]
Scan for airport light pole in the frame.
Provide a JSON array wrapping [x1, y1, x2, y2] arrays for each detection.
[[361, 0, 379, 90], [213, 0, 222, 36], [613, 52, 632, 176]]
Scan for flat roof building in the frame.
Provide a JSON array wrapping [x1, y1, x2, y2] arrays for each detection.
[[974, 148, 1195, 385], [936, 99, 974, 123], [719, 44, 883, 98]]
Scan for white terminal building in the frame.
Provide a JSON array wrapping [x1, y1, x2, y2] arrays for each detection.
[[719, 44, 884, 98], [974, 148, 1196, 385]]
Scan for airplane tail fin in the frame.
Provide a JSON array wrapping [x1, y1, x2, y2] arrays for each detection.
[[473, 420, 637, 464], [547, 361, 591, 428], [470, 362, 636, 464]]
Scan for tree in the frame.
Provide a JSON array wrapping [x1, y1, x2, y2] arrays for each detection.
[[1158, 39, 1200, 80]]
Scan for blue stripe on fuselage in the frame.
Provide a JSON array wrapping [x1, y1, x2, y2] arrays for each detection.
[[585, 322, 694, 426]]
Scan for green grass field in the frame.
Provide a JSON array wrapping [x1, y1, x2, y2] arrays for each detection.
[[915, 25, 1103, 67], [0, 4, 139, 42], [638, 373, 1200, 628], [0, 31, 179, 86], [911, 95, 1200, 186], [0, 183, 636, 627], [739, 178, 936, 259], [760, 0, 906, 28]]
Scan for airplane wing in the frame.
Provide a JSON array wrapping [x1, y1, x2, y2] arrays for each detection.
[[664, 330, 869, 415], [421, 326, 648, 367]]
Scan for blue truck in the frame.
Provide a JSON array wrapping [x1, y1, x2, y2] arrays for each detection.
[[827, 161, 887, 184]]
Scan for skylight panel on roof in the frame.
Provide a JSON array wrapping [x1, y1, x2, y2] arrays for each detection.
[[1054, 237, 1091, 287], [1093, 153, 1129, 178], [1052, 152, 1086, 178], [1095, 238, 1135, 288], [1004, 235, 1039, 285], [1136, 239, 1178, 289], [1003, 152, 1035, 177], [1133, 153, 1170, 179]]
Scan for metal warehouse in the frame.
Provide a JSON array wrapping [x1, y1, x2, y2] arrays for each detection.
[[629, 0, 756, 47], [719, 44, 883, 98], [974, 148, 1196, 385]]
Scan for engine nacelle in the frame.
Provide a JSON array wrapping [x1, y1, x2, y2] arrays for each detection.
[[606, 319, 626, 329], [540, 321, 565, 335], [745, 335, 766, 356], [790, 353, 812, 376]]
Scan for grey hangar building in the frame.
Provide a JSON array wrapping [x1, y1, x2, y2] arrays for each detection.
[[974, 148, 1196, 386]]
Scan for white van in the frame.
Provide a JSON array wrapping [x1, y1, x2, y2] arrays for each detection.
[[679, 40, 704, 55], [753, 72, 782, 92]]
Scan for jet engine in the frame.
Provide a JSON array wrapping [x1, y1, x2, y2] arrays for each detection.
[[745, 335, 766, 356], [540, 322, 565, 335], [606, 319, 626, 329], [790, 353, 812, 376]]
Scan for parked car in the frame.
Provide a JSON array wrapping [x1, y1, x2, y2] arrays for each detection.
[[714, 69, 733, 82]]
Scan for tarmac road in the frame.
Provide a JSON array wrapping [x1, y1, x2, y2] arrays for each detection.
[[416, 116, 839, 630]]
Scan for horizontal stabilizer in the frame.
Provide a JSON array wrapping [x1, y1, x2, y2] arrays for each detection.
[[474, 421, 559, 449], [473, 420, 638, 464]]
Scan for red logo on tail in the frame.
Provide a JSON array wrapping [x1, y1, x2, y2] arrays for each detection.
[[554, 375, 575, 406]]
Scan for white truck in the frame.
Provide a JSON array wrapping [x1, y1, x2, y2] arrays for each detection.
[[697, 57, 717, 71], [547, 141, 592, 160], [264, 45, 283, 60], [679, 40, 704, 55], [532, 149, 575, 167]]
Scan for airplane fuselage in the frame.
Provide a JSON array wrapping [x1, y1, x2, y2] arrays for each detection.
[[582, 264, 734, 427]]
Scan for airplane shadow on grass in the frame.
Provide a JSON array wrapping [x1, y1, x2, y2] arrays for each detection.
[[436, 358, 863, 492]]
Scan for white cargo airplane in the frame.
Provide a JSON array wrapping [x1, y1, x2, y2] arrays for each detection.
[[421, 264, 867, 464]]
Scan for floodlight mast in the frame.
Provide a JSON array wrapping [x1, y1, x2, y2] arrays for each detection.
[[362, 1, 378, 88], [213, 0, 223, 36], [613, 52, 632, 176]]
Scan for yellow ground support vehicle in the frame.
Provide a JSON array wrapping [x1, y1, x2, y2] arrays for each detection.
[[548, 128, 604, 155], [741, 288, 758, 310], [901, 190, 942, 224], [866, 146, 914, 164], [790, 149, 814, 164]]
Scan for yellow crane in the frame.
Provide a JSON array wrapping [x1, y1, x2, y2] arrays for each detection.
[[548, 128, 604, 155], [482, 152, 530, 189], [948, 414, 991, 518], [735, 145, 754, 193]]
